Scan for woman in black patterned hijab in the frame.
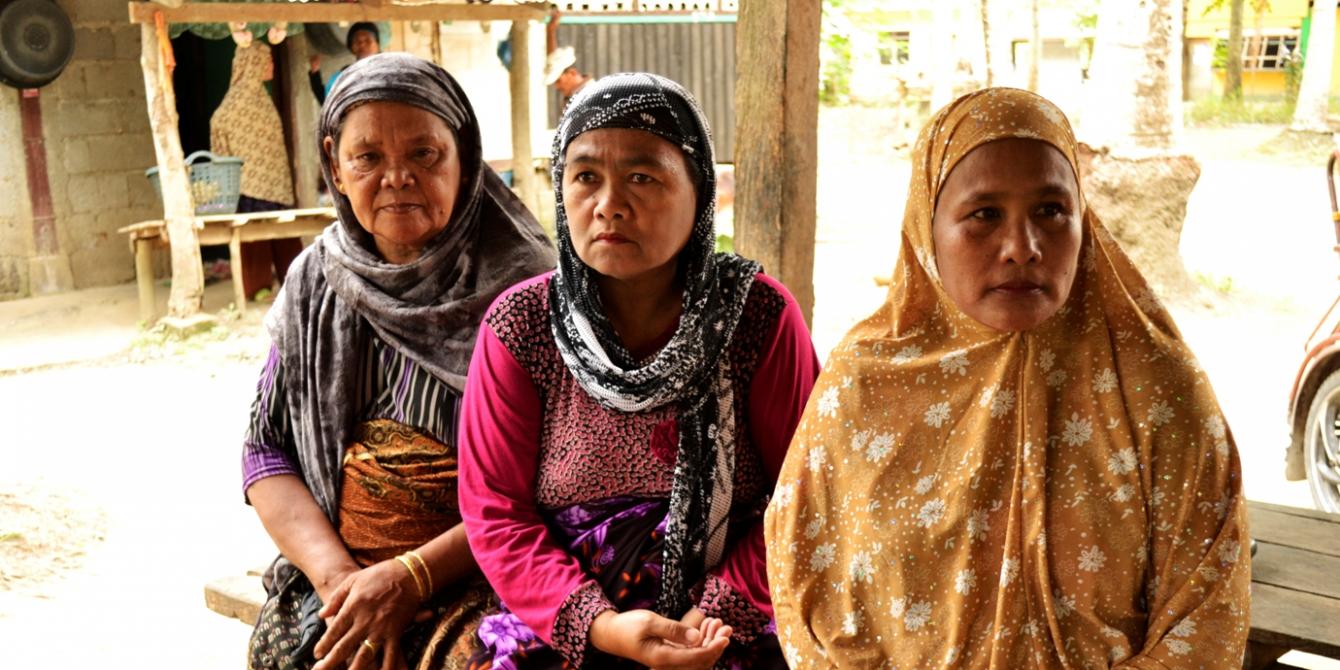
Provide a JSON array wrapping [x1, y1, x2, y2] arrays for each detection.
[[458, 72, 819, 669]]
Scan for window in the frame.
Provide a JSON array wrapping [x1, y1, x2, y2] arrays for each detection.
[[877, 31, 910, 66], [1220, 33, 1300, 70]]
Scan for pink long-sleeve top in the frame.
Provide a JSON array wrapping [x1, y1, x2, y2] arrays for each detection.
[[458, 272, 819, 664]]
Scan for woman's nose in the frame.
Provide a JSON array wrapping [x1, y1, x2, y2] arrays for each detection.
[[593, 182, 630, 220], [999, 218, 1042, 265], [382, 159, 414, 189]]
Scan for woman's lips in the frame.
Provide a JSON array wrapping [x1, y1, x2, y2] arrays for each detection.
[[594, 232, 631, 244], [991, 280, 1045, 294], [380, 203, 423, 214]]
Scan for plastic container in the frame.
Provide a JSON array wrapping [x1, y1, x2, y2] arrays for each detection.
[[145, 150, 244, 215]]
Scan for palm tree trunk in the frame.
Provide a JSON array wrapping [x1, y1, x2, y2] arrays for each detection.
[[1291, 0, 1336, 131], [1086, 0, 1182, 151], [1226, 0, 1244, 100], [1029, 0, 1041, 91]]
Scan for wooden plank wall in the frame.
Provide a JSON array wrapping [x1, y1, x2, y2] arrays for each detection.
[[550, 21, 737, 161]]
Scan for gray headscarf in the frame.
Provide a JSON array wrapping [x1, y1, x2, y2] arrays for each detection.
[[268, 53, 556, 520]]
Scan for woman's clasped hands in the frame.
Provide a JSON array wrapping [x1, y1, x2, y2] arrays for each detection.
[[311, 559, 432, 670]]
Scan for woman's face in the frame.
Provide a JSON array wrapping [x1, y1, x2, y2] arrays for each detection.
[[562, 128, 698, 283], [931, 138, 1082, 332], [350, 30, 381, 60], [325, 101, 462, 265]]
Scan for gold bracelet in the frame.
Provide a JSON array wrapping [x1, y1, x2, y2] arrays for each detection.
[[395, 553, 428, 601], [404, 550, 434, 597]]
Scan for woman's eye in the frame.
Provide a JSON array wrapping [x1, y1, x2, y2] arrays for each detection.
[[414, 148, 438, 162], [572, 171, 596, 183], [353, 152, 378, 166], [968, 207, 1001, 222], [629, 173, 654, 184], [1036, 204, 1072, 225]]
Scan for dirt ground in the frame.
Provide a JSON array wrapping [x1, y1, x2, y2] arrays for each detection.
[[2, 112, 1339, 668]]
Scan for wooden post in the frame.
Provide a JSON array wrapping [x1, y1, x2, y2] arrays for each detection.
[[139, 17, 204, 319], [286, 34, 320, 208], [134, 238, 156, 323], [509, 20, 536, 215], [229, 228, 246, 312], [733, 0, 820, 325]]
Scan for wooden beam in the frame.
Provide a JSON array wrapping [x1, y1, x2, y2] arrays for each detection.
[[128, 1, 547, 25], [733, 0, 820, 325], [140, 18, 204, 318], [509, 20, 536, 216]]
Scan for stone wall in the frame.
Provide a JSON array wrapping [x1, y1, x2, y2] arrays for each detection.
[[0, 0, 160, 299]]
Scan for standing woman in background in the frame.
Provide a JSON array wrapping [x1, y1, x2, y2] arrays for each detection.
[[210, 41, 303, 301]]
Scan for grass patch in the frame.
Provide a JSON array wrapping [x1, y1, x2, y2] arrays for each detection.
[[0, 531, 23, 543], [1194, 270, 1237, 295], [1189, 97, 1294, 126]]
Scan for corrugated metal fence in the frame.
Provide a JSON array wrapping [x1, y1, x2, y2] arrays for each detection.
[[550, 20, 738, 161]]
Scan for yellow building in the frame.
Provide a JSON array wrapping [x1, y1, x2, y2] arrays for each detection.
[[1187, 0, 1340, 98]]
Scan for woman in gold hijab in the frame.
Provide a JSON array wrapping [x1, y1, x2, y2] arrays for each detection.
[[764, 88, 1249, 668]]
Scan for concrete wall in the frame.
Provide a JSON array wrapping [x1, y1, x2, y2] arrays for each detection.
[[0, 0, 160, 300]]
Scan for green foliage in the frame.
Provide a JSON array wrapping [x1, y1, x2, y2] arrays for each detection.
[[1284, 53, 1304, 106], [820, 21, 853, 105], [715, 233, 734, 254], [1202, 0, 1272, 16]]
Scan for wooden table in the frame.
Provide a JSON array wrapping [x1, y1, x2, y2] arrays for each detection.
[[118, 207, 335, 322], [1246, 500, 1340, 669]]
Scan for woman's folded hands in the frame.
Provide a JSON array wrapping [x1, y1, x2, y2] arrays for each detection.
[[312, 559, 431, 670]]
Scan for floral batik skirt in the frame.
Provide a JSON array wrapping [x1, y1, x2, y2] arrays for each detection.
[[466, 496, 785, 669]]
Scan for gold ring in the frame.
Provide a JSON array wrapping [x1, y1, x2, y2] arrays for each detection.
[[361, 639, 381, 654]]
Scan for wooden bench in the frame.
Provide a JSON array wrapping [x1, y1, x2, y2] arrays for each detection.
[[210, 501, 1340, 662], [118, 207, 336, 322], [205, 568, 267, 625], [1245, 500, 1340, 669]]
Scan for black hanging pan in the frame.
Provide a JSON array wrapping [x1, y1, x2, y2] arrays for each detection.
[[0, 0, 74, 89]]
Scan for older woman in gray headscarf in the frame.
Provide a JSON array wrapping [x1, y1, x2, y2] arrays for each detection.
[[241, 53, 555, 670]]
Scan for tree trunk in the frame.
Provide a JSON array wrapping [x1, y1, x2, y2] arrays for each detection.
[[1291, 0, 1336, 132], [139, 20, 204, 318], [1182, 0, 1192, 101], [1226, 0, 1244, 100], [980, 0, 993, 87], [1086, 0, 1182, 152], [931, 2, 956, 109], [1082, 0, 1199, 298], [734, 0, 820, 325], [1029, 0, 1041, 91]]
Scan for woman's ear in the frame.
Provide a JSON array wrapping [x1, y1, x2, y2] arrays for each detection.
[[323, 135, 344, 194]]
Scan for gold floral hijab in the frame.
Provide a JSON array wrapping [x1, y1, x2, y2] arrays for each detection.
[[764, 88, 1249, 668]]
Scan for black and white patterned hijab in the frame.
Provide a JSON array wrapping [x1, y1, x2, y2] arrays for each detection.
[[550, 72, 761, 617]]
